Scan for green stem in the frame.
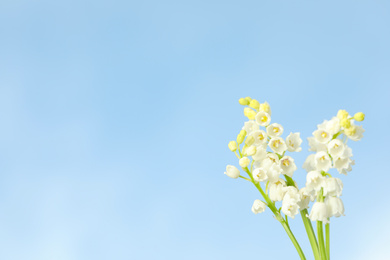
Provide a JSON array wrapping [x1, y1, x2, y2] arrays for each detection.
[[317, 221, 327, 260], [300, 209, 320, 260], [243, 168, 306, 260], [325, 222, 330, 260]]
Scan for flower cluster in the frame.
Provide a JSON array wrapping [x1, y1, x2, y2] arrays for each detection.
[[224, 96, 365, 221]]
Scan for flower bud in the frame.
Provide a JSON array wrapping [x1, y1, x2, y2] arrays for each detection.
[[245, 136, 255, 146], [238, 98, 249, 106], [249, 99, 260, 110], [240, 130, 247, 136], [239, 157, 250, 168], [224, 165, 240, 179], [344, 125, 356, 136], [245, 146, 257, 156], [259, 102, 271, 115], [353, 112, 365, 122], [245, 96, 252, 103], [244, 107, 256, 120], [251, 199, 266, 214], [340, 118, 351, 128], [237, 134, 245, 144], [228, 141, 238, 152], [337, 109, 349, 120]]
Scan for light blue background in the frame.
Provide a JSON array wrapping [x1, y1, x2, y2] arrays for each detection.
[[0, 1, 389, 259]]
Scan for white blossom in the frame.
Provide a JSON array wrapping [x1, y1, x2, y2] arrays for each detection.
[[297, 187, 313, 210], [347, 125, 365, 141], [314, 151, 332, 172], [269, 178, 286, 201], [266, 164, 282, 183], [327, 139, 345, 157], [318, 117, 341, 136], [242, 120, 260, 135], [280, 156, 297, 177], [250, 130, 268, 148], [326, 196, 345, 217], [252, 199, 267, 214], [306, 171, 325, 192], [252, 145, 267, 161], [224, 165, 240, 179], [266, 123, 284, 138], [255, 111, 271, 127], [245, 146, 257, 156], [334, 146, 354, 175], [303, 154, 316, 172], [313, 129, 332, 144], [286, 132, 302, 152], [269, 137, 287, 154], [253, 167, 268, 182], [308, 137, 327, 152], [323, 177, 343, 197], [282, 187, 301, 218], [309, 202, 329, 223]]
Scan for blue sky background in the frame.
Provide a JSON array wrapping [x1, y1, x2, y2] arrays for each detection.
[[0, 0, 389, 259]]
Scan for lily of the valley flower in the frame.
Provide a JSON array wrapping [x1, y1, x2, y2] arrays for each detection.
[[306, 171, 325, 192], [309, 202, 329, 223], [323, 177, 343, 197], [269, 137, 287, 154], [239, 157, 250, 168], [224, 165, 240, 179], [286, 132, 302, 152], [327, 139, 345, 157], [253, 167, 268, 182], [255, 111, 271, 127], [314, 151, 332, 172], [280, 156, 297, 177], [266, 123, 284, 138], [326, 196, 345, 217], [269, 178, 286, 201]]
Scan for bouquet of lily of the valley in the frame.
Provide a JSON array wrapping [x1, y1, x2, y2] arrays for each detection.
[[224, 97, 365, 260]]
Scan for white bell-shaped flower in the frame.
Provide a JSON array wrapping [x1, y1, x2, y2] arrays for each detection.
[[308, 137, 327, 152], [326, 196, 345, 217], [306, 171, 325, 192], [266, 123, 284, 138], [327, 139, 345, 157], [347, 125, 365, 141], [266, 163, 282, 183], [252, 145, 267, 161], [297, 187, 314, 210], [250, 130, 268, 148], [309, 202, 329, 223], [323, 177, 343, 197], [253, 167, 268, 183], [251, 199, 267, 214], [303, 154, 316, 172], [314, 151, 332, 172], [282, 187, 301, 218], [255, 111, 271, 127], [269, 137, 287, 154], [313, 129, 332, 144], [269, 178, 286, 201], [286, 132, 302, 152], [224, 165, 240, 179], [334, 146, 354, 175], [280, 156, 297, 177], [242, 120, 260, 135], [317, 117, 341, 136]]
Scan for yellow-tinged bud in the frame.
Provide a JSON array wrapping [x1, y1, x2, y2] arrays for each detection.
[[245, 146, 257, 156], [240, 130, 247, 136], [228, 141, 238, 152], [245, 136, 255, 146], [238, 98, 249, 106], [259, 102, 271, 114], [354, 112, 365, 122], [337, 109, 349, 120], [237, 134, 245, 144], [245, 97, 252, 103], [249, 99, 260, 110], [344, 126, 356, 136], [340, 118, 351, 128], [244, 107, 256, 120]]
